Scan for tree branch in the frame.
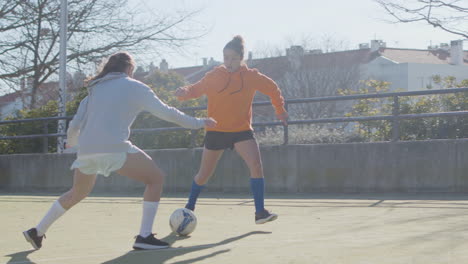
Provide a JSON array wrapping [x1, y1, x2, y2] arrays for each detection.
[[375, 0, 468, 39]]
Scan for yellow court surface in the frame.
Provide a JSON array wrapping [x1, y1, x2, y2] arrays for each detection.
[[2, 193, 468, 264]]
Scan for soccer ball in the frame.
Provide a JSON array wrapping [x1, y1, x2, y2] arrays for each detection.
[[169, 208, 197, 236]]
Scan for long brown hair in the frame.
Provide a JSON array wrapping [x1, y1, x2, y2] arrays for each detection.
[[86, 51, 135, 85], [223, 35, 245, 59]]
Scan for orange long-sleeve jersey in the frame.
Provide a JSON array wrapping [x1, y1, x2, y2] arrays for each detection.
[[177, 65, 286, 132]]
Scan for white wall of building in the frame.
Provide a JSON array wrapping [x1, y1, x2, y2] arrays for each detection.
[[0, 98, 23, 119], [361, 57, 409, 91], [407, 63, 468, 90], [362, 57, 468, 91]]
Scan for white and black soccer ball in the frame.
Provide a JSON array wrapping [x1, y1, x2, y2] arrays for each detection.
[[169, 208, 197, 236]]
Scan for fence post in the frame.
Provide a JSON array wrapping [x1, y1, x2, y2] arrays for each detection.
[[189, 110, 197, 148], [391, 96, 400, 142], [42, 121, 49, 153], [283, 103, 289, 145]]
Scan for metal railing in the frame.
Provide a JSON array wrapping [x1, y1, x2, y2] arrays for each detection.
[[1, 87, 467, 152]]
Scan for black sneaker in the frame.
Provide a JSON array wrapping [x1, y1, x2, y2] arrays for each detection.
[[23, 228, 45, 250], [255, 209, 278, 224], [133, 234, 169, 250]]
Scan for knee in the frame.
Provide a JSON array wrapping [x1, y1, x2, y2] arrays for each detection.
[[73, 188, 91, 202], [251, 160, 263, 172], [147, 170, 166, 185], [248, 160, 263, 178]]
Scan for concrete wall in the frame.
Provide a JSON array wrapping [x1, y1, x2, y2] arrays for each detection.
[[1, 139, 467, 193]]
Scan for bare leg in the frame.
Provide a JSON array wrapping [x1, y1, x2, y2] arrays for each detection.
[[185, 147, 224, 210], [194, 147, 225, 185], [117, 150, 165, 202], [30, 169, 96, 242], [234, 139, 264, 179], [234, 139, 276, 222], [58, 169, 97, 210], [116, 149, 168, 242]]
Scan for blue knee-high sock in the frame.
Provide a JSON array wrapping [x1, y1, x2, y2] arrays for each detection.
[[250, 178, 265, 214], [186, 180, 205, 211]]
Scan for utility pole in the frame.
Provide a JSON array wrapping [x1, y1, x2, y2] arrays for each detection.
[[57, 0, 68, 153]]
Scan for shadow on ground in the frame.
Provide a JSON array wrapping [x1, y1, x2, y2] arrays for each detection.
[[5, 250, 37, 264], [101, 231, 271, 264]]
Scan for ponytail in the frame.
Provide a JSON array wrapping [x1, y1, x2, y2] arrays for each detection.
[[86, 51, 135, 85]]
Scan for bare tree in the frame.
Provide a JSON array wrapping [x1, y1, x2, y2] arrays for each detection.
[[249, 37, 362, 124], [375, 0, 468, 39], [277, 64, 361, 120], [0, 0, 206, 108], [252, 33, 351, 59]]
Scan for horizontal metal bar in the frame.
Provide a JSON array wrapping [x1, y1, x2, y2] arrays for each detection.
[[254, 87, 468, 106], [253, 111, 468, 126], [398, 111, 468, 120], [2, 111, 466, 140], [0, 116, 72, 125], [1, 88, 466, 141], [0, 133, 66, 140], [131, 127, 191, 133], [2, 88, 466, 126]]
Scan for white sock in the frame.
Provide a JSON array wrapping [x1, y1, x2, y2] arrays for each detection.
[[36, 200, 67, 236], [139, 201, 159, 238]]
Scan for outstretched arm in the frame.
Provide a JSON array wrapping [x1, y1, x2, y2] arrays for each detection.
[[255, 73, 288, 125], [175, 70, 216, 101], [139, 84, 216, 129]]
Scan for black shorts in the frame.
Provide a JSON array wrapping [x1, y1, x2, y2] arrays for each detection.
[[204, 130, 255, 150]]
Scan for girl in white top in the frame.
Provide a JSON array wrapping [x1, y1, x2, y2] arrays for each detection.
[[23, 52, 216, 251]]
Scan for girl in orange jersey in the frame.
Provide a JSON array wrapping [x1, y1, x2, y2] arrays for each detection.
[[175, 35, 288, 224]]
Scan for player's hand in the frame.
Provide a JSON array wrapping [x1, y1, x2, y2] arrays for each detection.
[[203, 117, 217, 128], [277, 112, 288, 126], [174, 86, 189, 98], [63, 144, 77, 153]]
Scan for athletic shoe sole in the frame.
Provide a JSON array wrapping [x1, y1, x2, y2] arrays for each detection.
[[23, 230, 39, 250], [133, 243, 170, 250], [255, 214, 278, 224]]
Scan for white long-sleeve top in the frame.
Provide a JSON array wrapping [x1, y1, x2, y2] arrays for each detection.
[[67, 72, 205, 155]]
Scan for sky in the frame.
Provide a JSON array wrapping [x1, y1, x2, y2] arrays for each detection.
[[0, 0, 462, 96], [129, 0, 460, 69]]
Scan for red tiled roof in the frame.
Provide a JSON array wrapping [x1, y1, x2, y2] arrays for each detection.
[[172, 66, 204, 77], [0, 91, 22, 105], [0, 80, 75, 108], [305, 49, 376, 66], [152, 46, 468, 84], [248, 56, 290, 80], [246, 49, 374, 81], [377, 48, 468, 65]]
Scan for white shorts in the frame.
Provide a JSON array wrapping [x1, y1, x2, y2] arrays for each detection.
[[70, 145, 140, 176]]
